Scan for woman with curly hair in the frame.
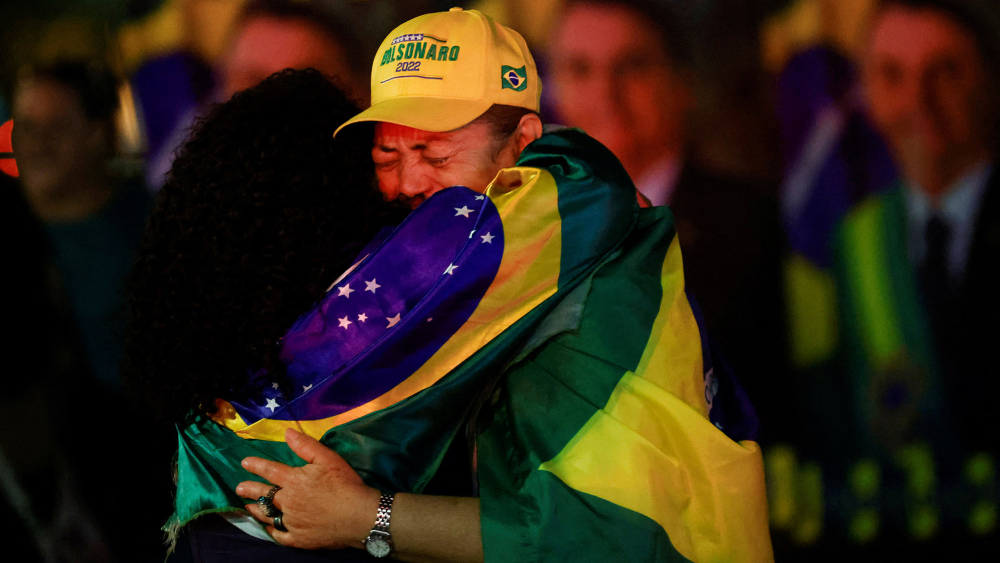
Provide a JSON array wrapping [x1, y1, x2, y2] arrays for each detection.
[[124, 69, 397, 425], [122, 68, 405, 560]]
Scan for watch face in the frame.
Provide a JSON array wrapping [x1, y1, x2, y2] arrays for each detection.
[[365, 535, 392, 558]]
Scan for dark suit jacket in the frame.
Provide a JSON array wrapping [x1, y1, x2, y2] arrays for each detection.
[[938, 168, 1000, 451], [668, 164, 791, 443]]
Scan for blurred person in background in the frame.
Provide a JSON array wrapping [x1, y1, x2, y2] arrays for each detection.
[[545, 0, 790, 442], [219, 0, 369, 100], [785, 0, 999, 555], [145, 0, 371, 191], [13, 60, 151, 394], [11, 60, 172, 562]]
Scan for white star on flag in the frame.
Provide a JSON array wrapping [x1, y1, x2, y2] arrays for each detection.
[[365, 279, 381, 293], [444, 263, 458, 275], [338, 316, 352, 329], [337, 284, 355, 298], [271, 382, 279, 390], [454, 206, 474, 217], [387, 313, 401, 328], [302, 384, 313, 392], [475, 195, 485, 200], [481, 232, 494, 243], [358, 312, 368, 322], [265, 397, 279, 412]]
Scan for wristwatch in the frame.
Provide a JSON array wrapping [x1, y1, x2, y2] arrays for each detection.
[[363, 492, 395, 558]]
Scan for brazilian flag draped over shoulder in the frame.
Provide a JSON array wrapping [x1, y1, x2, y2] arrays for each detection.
[[172, 128, 773, 563]]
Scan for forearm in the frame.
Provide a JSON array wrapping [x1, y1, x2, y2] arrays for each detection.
[[238, 430, 484, 561], [347, 492, 483, 563]]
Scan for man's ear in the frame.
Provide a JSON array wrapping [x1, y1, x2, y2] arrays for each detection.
[[513, 113, 543, 156]]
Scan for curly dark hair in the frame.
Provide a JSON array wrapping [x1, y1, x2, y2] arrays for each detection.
[[122, 68, 405, 424]]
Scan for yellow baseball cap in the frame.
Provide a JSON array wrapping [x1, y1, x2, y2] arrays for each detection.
[[334, 7, 540, 136]]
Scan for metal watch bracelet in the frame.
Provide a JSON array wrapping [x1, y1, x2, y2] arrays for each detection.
[[363, 492, 395, 558]]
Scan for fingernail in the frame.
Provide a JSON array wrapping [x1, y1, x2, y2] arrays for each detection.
[[241, 459, 249, 468], [236, 485, 243, 494]]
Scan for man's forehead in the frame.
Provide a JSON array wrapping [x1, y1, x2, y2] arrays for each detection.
[[226, 18, 350, 90], [869, 7, 979, 62], [373, 122, 470, 149], [553, 4, 662, 56]]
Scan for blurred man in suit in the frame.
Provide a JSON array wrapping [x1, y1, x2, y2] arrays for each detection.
[[782, 0, 1000, 553], [546, 0, 789, 442], [836, 0, 1000, 473]]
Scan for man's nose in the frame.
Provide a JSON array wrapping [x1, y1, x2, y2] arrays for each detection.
[[916, 70, 948, 127], [586, 70, 618, 114], [891, 71, 934, 117], [398, 162, 438, 201], [592, 70, 632, 128]]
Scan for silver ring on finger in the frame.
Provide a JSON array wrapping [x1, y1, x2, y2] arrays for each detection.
[[273, 513, 288, 532], [257, 485, 282, 518]]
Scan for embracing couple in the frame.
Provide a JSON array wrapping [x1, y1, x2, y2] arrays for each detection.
[[124, 8, 772, 563]]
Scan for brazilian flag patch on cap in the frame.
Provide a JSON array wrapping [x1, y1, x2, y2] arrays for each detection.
[[501, 65, 527, 91]]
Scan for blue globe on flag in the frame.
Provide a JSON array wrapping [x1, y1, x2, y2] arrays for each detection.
[[506, 71, 521, 87]]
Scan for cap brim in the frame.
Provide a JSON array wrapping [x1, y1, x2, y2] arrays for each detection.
[[334, 97, 495, 137]]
